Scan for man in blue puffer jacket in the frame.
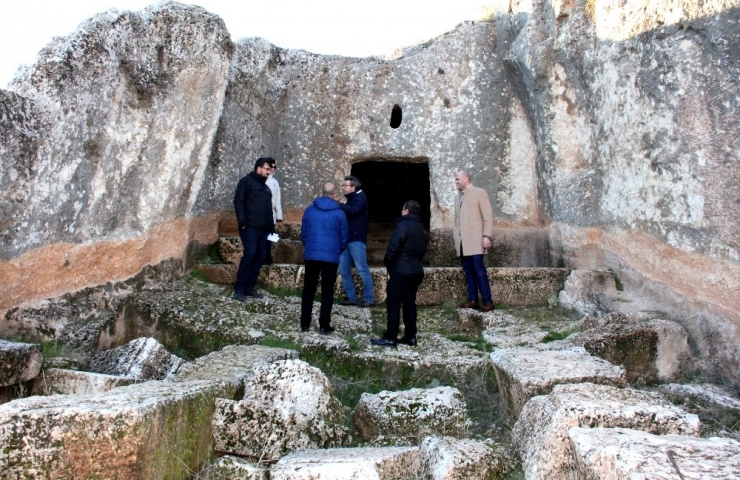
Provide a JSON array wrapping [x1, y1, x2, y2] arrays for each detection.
[[300, 182, 349, 334]]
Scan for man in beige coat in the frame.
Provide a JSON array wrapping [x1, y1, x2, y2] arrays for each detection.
[[453, 170, 495, 311]]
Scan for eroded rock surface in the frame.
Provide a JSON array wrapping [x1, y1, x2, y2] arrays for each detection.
[[212, 359, 349, 461], [88, 337, 186, 380], [513, 383, 700, 480], [202, 455, 267, 480], [658, 382, 740, 413], [31, 368, 135, 395], [0, 339, 41, 387], [419, 435, 513, 480]]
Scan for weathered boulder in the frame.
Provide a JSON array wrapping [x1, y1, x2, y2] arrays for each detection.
[[419, 435, 514, 480], [547, 312, 692, 384], [212, 359, 349, 461], [31, 368, 135, 396], [658, 382, 740, 413], [557, 270, 619, 317], [490, 347, 627, 417], [353, 386, 469, 444], [0, 339, 41, 387], [512, 383, 700, 480], [88, 337, 186, 380], [569, 427, 740, 479], [270, 446, 420, 480], [201, 455, 267, 480]]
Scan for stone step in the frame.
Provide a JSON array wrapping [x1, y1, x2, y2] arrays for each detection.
[[195, 263, 573, 307], [512, 383, 700, 480], [31, 368, 135, 396], [490, 347, 627, 418], [569, 427, 740, 479], [420, 436, 514, 480], [270, 446, 420, 480]]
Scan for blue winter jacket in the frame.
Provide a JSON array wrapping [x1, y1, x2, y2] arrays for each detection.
[[301, 196, 349, 264]]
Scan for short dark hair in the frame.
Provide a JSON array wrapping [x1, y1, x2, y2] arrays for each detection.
[[403, 200, 421, 215], [254, 157, 273, 170], [266, 158, 276, 167], [344, 175, 361, 189]]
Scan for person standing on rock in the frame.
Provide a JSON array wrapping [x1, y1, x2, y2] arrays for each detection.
[[371, 200, 427, 348], [300, 182, 349, 334], [232, 157, 274, 301], [453, 170, 495, 312], [338, 175, 375, 308], [263, 158, 283, 265]]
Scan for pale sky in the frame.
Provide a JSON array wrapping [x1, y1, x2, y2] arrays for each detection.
[[1, 0, 498, 87]]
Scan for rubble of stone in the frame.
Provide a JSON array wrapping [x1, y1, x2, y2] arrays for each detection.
[[659, 383, 740, 413], [513, 383, 700, 479], [353, 386, 470, 444], [419, 435, 514, 480], [269, 446, 420, 480], [212, 359, 349, 461], [88, 337, 187, 380], [31, 368, 136, 396], [545, 312, 692, 384], [201, 455, 267, 480], [455, 308, 580, 348], [490, 347, 627, 417], [569, 427, 740, 479], [0, 339, 41, 387]]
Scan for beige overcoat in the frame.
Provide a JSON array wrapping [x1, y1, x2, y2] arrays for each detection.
[[453, 184, 494, 256]]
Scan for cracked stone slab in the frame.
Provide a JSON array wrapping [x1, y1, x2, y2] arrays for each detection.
[[88, 337, 187, 381], [353, 386, 470, 444], [513, 383, 700, 480], [31, 368, 136, 395], [490, 347, 627, 418], [569, 427, 740, 479], [420, 435, 514, 480], [202, 455, 268, 479], [0, 339, 42, 387], [658, 383, 740, 412], [270, 446, 421, 480]]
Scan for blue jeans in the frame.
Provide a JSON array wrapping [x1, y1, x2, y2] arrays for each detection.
[[234, 226, 269, 295], [461, 254, 493, 305], [339, 241, 375, 304]]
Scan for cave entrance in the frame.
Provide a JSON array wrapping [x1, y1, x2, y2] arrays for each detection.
[[350, 160, 431, 265]]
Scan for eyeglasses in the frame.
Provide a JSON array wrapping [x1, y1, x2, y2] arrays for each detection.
[[342, 183, 352, 188]]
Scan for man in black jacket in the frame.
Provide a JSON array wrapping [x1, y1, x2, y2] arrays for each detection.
[[338, 175, 375, 307], [371, 200, 427, 347], [233, 157, 274, 301]]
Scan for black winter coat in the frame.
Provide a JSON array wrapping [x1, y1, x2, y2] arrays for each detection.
[[234, 171, 273, 230], [340, 190, 369, 243], [384, 213, 427, 275]]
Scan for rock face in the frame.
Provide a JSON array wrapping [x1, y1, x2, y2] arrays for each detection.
[[88, 337, 186, 380], [1, 0, 739, 383], [512, 383, 700, 480], [353, 386, 470, 444], [569, 427, 740, 479], [0, 339, 41, 387], [31, 368, 135, 395], [212, 359, 349, 461], [419, 436, 513, 480]]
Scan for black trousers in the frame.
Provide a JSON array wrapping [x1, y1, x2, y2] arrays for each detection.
[[384, 272, 424, 339], [301, 260, 339, 329]]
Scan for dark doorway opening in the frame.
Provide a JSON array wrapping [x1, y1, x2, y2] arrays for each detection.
[[350, 160, 430, 265], [390, 105, 402, 128]]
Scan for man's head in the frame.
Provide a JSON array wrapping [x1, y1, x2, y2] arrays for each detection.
[[455, 170, 472, 191], [254, 157, 274, 178], [266, 158, 276, 175], [322, 182, 338, 198], [342, 175, 361, 194], [402, 200, 421, 216]]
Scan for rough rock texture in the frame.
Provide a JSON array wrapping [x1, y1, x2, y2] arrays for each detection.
[[0, 339, 41, 387], [88, 337, 186, 380], [512, 383, 700, 480], [0, 2, 232, 311], [212, 359, 349, 461], [31, 368, 135, 395], [419, 435, 513, 480], [545, 312, 693, 384], [557, 270, 620, 317], [569, 427, 740, 479], [658, 382, 740, 412], [353, 386, 469, 444], [201, 456, 267, 480], [270, 446, 421, 480], [490, 347, 627, 417]]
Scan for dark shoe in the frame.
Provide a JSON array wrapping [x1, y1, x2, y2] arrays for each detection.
[[247, 289, 264, 299], [480, 303, 495, 312], [339, 298, 357, 306], [359, 300, 375, 308], [232, 291, 247, 302], [397, 336, 417, 347], [459, 300, 479, 309], [319, 326, 335, 335], [370, 337, 397, 347]]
